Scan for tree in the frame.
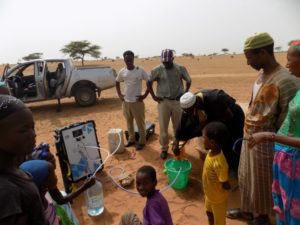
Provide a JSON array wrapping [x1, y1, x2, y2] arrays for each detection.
[[221, 48, 229, 54], [182, 53, 194, 57], [275, 46, 282, 52], [60, 40, 101, 66], [22, 52, 43, 61]]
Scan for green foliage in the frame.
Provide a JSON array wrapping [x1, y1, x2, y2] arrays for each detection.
[[182, 53, 194, 57], [22, 52, 43, 61], [275, 46, 282, 52], [61, 40, 101, 66], [221, 48, 229, 54]]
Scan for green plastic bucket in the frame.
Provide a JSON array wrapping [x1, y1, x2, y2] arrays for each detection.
[[164, 159, 192, 190]]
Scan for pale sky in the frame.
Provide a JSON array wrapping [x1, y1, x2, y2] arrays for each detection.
[[0, 0, 299, 63]]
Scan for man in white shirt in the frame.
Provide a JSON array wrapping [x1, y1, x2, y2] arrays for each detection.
[[116, 50, 149, 150]]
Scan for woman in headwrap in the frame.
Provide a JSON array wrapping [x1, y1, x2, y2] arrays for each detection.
[[249, 40, 300, 225]]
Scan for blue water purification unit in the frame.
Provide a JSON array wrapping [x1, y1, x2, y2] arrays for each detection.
[[55, 120, 103, 193]]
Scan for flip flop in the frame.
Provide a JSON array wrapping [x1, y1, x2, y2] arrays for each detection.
[[226, 208, 253, 220]]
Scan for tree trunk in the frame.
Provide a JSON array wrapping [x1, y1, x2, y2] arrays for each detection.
[[81, 58, 84, 66]]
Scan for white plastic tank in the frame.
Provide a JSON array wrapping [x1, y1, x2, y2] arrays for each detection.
[[107, 128, 125, 154]]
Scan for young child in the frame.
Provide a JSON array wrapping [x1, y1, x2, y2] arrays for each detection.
[[202, 122, 231, 225], [20, 159, 95, 225], [30, 143, 95, 205], [0, 95, 47, 225], [120, 165, 173, 225]]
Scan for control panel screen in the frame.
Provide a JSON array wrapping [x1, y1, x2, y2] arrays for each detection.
[[72, 129, 83, 138]]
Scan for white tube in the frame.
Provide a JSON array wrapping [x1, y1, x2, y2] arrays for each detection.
[[84, 132, 182, 194]]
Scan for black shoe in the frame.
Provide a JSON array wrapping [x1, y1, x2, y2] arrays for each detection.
[[247, 215, 270, 225], [125, 141, 135, 147], [56, 106, 61, 112], [136, 143, 145, 151], [226, 208, 253, 221], [160, 151, 168, 160]]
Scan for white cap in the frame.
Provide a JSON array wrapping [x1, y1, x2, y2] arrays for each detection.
[[180, 92, 196, 109]]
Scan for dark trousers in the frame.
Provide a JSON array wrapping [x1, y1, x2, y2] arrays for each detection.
[[223, 104, 244, 171]]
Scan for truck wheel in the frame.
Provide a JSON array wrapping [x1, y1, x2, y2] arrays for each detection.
[[75, 86, 96, 107]]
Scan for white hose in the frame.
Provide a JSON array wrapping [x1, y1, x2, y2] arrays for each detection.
[[84, 132, 122, 177], [84, 132, 183, 194], [107, 165, 183, 195]]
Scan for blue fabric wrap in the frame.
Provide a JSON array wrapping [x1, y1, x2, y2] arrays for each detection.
[[20, 160, 49, 188]]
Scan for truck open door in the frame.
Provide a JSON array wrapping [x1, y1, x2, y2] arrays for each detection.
[[1, 64, 10, 82], [39, 61, 51, 97]]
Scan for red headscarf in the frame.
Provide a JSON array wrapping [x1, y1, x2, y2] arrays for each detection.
[[290, 40, 300, 49]]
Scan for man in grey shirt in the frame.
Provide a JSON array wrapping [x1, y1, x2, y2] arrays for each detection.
[[147, 49, 191, 159]]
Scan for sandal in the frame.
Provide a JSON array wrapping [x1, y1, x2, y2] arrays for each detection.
[[118, 172, 134, 187], [226, 208, 253, 220]]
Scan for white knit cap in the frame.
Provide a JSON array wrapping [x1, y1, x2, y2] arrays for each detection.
[[180, 92, 196, 109]]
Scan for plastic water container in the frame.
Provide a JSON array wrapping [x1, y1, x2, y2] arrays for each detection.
[[164, 159, 192, 190], [108, 128, 125, 154], [85, 179, 104, 216]]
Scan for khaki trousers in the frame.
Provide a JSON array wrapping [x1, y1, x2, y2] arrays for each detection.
[[122, 101, 146, 145], [157, 99, 182, 151]]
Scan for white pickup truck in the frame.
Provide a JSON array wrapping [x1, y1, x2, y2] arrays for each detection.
[[2, 58, 117, 106]]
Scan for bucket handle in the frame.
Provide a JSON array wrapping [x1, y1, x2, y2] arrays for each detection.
[[160, 167, 182, 193]]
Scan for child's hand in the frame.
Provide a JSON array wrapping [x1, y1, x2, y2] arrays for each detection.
[[222, 181, 231, 190], [172, 140, 180, 156]]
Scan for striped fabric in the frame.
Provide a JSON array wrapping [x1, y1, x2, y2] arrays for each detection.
[[239, 66, 298, 215], [239, 137, 274, 214], [44, 201, 60, 225], [161, 49, 174, 62]]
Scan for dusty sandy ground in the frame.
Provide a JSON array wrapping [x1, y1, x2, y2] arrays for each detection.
[[2, 53, 287, 225]]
